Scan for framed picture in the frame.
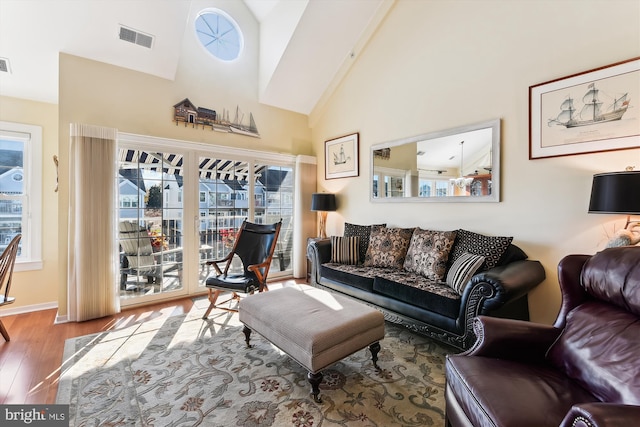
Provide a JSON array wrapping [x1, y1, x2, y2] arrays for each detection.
[[325, 133, 359, 179], [529, 57, 639, 159]]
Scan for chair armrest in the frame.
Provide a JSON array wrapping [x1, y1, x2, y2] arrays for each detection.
[[464, 315, 561, 362], [560, 403, 640, 427]]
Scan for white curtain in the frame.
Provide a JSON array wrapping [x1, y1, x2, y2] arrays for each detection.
[[68, 124, 119, 321], [293, 155, 317, 278]]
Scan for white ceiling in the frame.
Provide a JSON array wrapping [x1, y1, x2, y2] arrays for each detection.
[[0, 0, 392, 115]]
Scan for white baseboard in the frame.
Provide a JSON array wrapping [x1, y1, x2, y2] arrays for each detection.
[[0, 301, 58, 317]]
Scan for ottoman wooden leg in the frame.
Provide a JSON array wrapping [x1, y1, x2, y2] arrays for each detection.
[[308, 371, 323, 403], [370, 342, 381, 369], [243, 325, 252, 348]]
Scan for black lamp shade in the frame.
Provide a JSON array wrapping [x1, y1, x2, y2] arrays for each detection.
[[311, 193, 336, 212], [588, 171, 640, 214]]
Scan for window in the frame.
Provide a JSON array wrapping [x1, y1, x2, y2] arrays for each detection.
[[0, 121, 42, 270], [195, 9, 243, 61]]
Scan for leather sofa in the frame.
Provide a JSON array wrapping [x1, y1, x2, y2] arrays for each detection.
[[307, 226, 546, 350], [445, 246, 640, 427]]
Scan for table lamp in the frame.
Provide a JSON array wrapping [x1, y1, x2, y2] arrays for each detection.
[[311, 193, 336, 238], [589, 170, 640, 246]]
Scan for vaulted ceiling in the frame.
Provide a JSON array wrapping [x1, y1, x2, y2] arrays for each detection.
[[0, 0, 393, 116]]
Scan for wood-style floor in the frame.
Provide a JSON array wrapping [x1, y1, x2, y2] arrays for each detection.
[[0, 279, 303, 405]]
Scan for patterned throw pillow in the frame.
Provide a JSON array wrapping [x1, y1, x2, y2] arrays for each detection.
[[446, 252, 486, 294], [449, 229, 513, 271], [364, 227, 414, 269], [344, 222, 386, 265], [330, 236, 360, 265], [403, 229, 457, 281]]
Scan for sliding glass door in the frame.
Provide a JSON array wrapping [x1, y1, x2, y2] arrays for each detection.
[[117, 135, 295, 306], [196, 157, 294, 288], [117, 148, 184, 302]]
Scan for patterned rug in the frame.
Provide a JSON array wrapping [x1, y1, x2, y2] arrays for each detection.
[[56, 299, 455, 426]]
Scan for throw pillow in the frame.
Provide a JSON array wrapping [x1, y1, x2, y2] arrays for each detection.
[[344, 222, 386, 264], [403, 228, 457, 281], [449, 229, 513, 271], [446, 252, 485, 294], [364, 227, 414, 269], [330, 235, 360, 265]]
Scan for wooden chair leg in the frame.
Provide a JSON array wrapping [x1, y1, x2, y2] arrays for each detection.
[[0, 319, 10, 342], [202, 289, 222, 319]]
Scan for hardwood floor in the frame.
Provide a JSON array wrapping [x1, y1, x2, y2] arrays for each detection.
[[0, 279, 304, 405]]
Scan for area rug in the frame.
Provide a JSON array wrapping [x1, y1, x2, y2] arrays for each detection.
[[57, 300, 455, 426]]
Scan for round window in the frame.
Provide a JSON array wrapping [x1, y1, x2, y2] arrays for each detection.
[[195, 9, 243, 61]]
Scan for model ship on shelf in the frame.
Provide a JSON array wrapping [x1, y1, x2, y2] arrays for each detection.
[[548, 83, 630, 128], [173, 98, 260, 138], [229, 106, 260, 137]]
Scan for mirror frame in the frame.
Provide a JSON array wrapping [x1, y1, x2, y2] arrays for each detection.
[[370, 118, 501, 203]]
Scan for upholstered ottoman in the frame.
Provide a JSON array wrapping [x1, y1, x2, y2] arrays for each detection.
[[238, 286, 385, 402]]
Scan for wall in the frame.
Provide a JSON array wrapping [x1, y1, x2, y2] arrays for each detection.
[[311, 0, 640, 324], [0, 96, 59, 311]]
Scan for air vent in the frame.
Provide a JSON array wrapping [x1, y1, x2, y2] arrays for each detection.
[[119, 25, 154, 49], [0, 57, 10, 73]]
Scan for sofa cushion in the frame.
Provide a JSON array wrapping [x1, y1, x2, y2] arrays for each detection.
[[403, 228, 457, 281], [364, 227, 414, 269], [446, 355, 597, 427], [446, 252, 485, 294], [319, 263, 381, 292], [372, 269, 460, 317], [547, 301, 640, 405], [330, 235, 360, 265], [449, 229, 513, 271], [344, 222, 386, 265]]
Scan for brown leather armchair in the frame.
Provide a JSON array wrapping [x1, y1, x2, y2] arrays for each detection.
[[445, 246, 640, 427]]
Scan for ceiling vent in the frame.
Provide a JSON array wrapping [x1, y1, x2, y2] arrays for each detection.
[[0, 57, 11, 73], [119, 25, 154, 49]]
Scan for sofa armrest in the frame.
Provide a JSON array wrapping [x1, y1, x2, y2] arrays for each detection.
[[307, 238, 331, 285], [457, 259, 546, 320], [464, 315, 561, 362], [560, 403, 640, 427], [477, 259, 546, 308]]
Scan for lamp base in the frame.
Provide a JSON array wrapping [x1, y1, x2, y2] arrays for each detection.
[[318, 211, 328, 239]]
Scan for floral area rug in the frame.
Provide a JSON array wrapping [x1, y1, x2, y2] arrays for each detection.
[[56, 298, 455, 426]]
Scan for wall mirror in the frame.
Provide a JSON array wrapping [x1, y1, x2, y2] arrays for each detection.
[[370, 118, 501, 203]]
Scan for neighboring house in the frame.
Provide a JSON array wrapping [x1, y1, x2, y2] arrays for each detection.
[[0, 167, 23, 247]]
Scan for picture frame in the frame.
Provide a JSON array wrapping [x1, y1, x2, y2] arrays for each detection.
[[325, 133, 359, 179], [529, 57, 639, 159]]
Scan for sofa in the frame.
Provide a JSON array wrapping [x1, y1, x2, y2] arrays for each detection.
[[307, 223, 546, 350], [445, 246, 640, 427]]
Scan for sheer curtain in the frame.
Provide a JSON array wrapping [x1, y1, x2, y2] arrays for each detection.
[[293, 155, 317, 278], [68, 124, 119, 321]]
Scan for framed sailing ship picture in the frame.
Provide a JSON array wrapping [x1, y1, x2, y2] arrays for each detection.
[[529, 57, 640, 159], [325, 133, 359, 179]]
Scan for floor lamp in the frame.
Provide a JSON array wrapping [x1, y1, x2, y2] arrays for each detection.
[[311, 193, 336, 239]]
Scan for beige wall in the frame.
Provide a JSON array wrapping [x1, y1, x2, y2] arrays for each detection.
[[311, 0, 640, 325], [0, 96, 59, 310], [56, 53, 311, 317]]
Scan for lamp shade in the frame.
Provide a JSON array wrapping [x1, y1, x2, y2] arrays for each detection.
[[588, 171, 640, 214], [311, 193, 336, 212]]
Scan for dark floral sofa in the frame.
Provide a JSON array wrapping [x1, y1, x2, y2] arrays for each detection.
[[307, 223, 546, 350]]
